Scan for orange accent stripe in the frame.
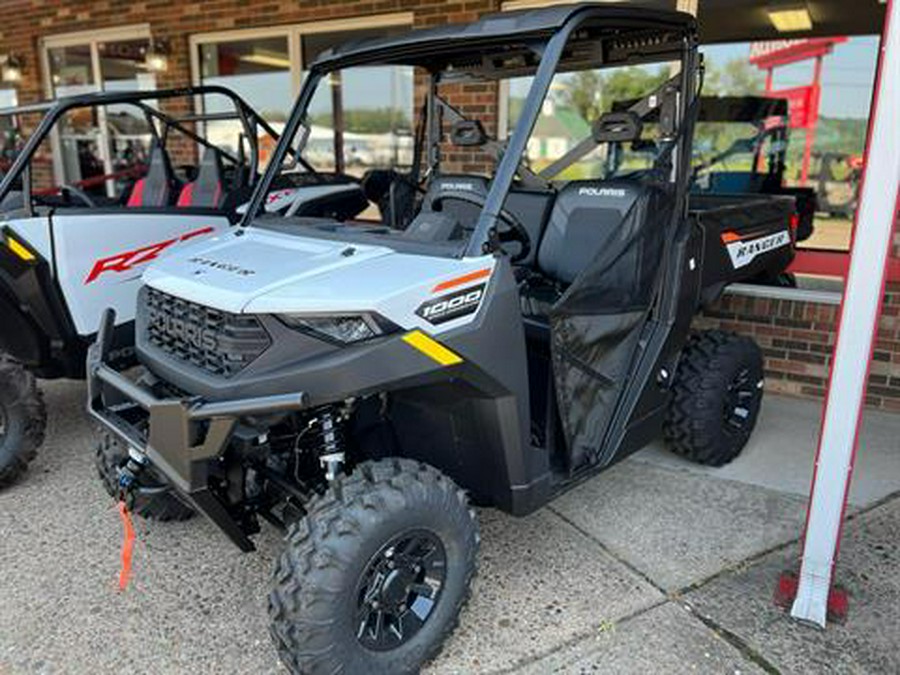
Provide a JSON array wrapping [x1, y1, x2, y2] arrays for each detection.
[[721, 231, 742, 243], [432, 268, 491, 293]]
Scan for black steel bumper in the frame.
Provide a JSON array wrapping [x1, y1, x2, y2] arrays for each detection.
[[87, 309, 309, 551]]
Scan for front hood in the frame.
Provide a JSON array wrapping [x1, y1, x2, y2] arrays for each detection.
[[143, 228, 393, 313], [142, 226, 496, 333]]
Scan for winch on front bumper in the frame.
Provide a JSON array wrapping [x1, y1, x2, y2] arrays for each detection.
[[87, 308, 310, 551]]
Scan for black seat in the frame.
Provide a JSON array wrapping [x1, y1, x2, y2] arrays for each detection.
[[536, 180, 641, 285], [177, 146, 225, 208], [522, 180, 642, 317], [422, 174, 490, 224], [127, 142, 175, 208], [415, 176, 555, 263]]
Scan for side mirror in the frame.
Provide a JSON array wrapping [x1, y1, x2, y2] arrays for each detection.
[[592, 111, 643, 144], [450, 120, 488, 147]]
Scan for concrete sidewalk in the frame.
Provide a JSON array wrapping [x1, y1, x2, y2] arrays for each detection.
[[1, 382, 898, 674]]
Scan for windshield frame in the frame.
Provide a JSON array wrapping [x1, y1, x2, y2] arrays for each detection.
[[241, 10, 699, 259]]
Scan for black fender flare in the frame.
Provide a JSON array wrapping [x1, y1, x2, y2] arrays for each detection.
[[0, 288, 46, 367]]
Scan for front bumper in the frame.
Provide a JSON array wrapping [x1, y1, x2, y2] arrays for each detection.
[[87, 309, 310, 551]]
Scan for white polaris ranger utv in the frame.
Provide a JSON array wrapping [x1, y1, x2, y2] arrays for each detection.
[[90, 6, 798, 673], [0, 86, 370, 488]]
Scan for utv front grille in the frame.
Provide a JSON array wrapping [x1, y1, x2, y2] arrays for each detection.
[[144, 288, 271, 378]]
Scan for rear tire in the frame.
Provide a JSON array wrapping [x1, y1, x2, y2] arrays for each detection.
[[0, 353, 47, 488], [95, 434, 194, 521], [664, 331, 764, 467], [269, 458, 479, 675]]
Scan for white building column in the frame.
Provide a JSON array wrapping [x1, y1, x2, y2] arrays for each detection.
[[790, 0, 900, 626]]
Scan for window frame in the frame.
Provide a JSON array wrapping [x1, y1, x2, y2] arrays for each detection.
[[39, 24, 153, 196], [188, 12, 414, 121]]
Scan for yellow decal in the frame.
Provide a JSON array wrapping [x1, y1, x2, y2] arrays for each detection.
[[402, 330, 463, 366]]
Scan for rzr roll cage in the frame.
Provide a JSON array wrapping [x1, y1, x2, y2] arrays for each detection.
[[0, 85, 301, 214], [241, 5, 700, 258]]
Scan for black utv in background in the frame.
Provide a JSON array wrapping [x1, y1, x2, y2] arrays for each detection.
[[89, 6, 798, 674]]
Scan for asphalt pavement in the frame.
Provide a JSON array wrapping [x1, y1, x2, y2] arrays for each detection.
[[1, 381, 898, 674]]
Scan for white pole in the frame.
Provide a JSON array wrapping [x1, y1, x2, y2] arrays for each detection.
[[791, 0, 900, 626]]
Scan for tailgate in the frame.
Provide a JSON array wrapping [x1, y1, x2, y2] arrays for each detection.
[[690, 193, 796, 290]]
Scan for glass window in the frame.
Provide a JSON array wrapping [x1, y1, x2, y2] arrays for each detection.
[[0, 89, 21, 177], [99, 39, 157, 92], [48, 45, 96, 97], [200, 36, 292, 121], [46, 36, 156, 196], [701, 37, 879, 255], [507, 64, 671, 181], [100, 39, 157, 188], [303, 66, 414, 175], [301, 27, 414, 176], [198, 36, 292, 162]]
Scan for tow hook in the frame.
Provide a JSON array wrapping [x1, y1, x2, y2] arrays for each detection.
[[117, 448, 149, 509]]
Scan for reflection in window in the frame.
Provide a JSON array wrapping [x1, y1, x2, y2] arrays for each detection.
[[508, 65, 670, 181], [48, 45, 95, 97], [701, 37, 878, 254], [199, 36, 292, 161], [199, 36, 292, 120], [301, 26, 414, 176], [303, 66, 414, 175], [0, 88, 20, 174]]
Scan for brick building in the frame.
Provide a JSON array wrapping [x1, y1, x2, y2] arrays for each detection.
[[0, 0, 896, 408]]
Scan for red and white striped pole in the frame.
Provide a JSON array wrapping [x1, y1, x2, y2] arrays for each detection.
[[786, 0, 900, 626]]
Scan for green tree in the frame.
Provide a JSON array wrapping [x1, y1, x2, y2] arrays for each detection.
[[557, 70, 603, 121], [703, 58, 765, 96], [556, 66, 670, 120]]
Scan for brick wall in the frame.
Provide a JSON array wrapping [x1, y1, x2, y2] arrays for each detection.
[[0, 0, 498, 109], [0, 0, 499, 175]]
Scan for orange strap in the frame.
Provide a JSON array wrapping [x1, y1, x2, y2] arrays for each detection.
[[117, 501, 136, 591]]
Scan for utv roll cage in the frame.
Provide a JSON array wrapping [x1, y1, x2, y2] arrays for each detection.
[[0, 85, 303, 215], [242, 4, 700, 255]]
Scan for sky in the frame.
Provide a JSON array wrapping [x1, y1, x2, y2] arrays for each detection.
[[701, 36, 880, 119]]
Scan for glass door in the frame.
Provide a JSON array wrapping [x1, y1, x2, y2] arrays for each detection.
[[44, 31, 155, 197], [98, 38, 157, 197]]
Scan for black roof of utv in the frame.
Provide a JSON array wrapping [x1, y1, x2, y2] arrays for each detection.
[[312, 3, 696, 72]]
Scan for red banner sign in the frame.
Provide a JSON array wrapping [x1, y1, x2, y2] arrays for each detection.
[[768, 85, 819, 129], [750, 37, 848, 69]]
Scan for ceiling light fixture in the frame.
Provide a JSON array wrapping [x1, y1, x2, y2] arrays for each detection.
[[767, 4, 813, 32], [239, 52, 292, 69], [144, 39, 170, 73]]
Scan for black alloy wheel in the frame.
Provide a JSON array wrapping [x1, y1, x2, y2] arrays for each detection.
[[355, 529, 448, 651]]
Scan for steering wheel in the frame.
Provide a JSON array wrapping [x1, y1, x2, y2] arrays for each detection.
[[59, 184, 96, 207], [430, 190, 531, 263]]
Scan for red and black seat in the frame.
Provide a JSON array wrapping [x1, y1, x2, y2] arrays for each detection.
[[126, 142, 175, 208], [177, 146, 225, 209]]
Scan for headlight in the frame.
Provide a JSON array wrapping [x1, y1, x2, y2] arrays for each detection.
[[277, 313, 399, 344]]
